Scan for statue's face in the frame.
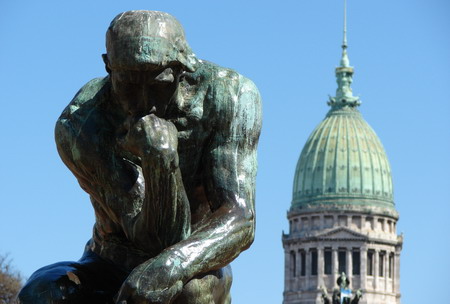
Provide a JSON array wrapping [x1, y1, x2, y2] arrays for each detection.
[[110, 63, 180, 118], [105, 11, 196, 117]]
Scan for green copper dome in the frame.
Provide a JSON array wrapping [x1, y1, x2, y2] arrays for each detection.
[[292, 106, 397, 217], [291, 26, 397, 218]]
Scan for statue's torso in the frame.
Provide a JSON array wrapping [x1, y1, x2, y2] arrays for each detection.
[[56, 62, 243, 269]]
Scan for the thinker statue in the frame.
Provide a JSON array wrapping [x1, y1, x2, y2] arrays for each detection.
[[18, 10, 261, 304], [321, 273, 362, 304]]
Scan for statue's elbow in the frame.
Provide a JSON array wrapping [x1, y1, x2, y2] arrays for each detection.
[[245, 225, 255, 251], [239, 210, 255, 251]]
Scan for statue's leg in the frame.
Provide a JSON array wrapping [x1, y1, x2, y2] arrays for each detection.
[[18, 250, 128, 304], [173, 265, 232, 304]]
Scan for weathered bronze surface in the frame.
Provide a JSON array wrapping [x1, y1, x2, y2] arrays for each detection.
[[19, 10, 261, 304], [321, 273, 362, 304]]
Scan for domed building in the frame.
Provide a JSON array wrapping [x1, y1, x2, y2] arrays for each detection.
[[282, 8, 402, 304]]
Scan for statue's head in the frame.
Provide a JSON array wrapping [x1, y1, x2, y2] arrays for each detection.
[[103, 11, 197, 117], [337, 272, 350, 288], [104, 10, 197, 73]]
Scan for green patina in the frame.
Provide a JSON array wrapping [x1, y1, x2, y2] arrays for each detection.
[[291, 8, 396, 217], [21, 11, 261, 304]]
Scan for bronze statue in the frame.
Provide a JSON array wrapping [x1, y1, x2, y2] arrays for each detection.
[[321, 273, 362, 304], [18, 10, 261, 304]]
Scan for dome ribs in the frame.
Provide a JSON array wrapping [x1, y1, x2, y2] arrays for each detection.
[[291, 108, 395, 214]]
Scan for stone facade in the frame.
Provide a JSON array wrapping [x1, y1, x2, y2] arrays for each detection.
[[282, 210, 402, 304]]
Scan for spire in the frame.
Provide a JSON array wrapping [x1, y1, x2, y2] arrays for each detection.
[[343, 0, 347, 48], [328, 0, 361, 108], [340, 0, 350, 67]]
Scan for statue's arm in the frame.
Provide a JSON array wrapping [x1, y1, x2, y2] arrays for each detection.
[[54, 78, 108, 200], [171, 75, 261, 275], [117, 75, 262, 303], [351, 289, 362, 303], [55, 77, 190, 254], [118, 114, 191, 255]]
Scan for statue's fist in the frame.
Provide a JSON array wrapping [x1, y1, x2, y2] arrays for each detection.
[[115, 256, 184, 304], [119, 114, 178, 163]]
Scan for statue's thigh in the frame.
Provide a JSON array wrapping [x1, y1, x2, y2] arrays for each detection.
[[18, 255, 126, 304], [18, 261, 91, 304], [174, 265, 233, 304]]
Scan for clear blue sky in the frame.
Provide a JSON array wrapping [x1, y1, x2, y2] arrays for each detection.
[[1, 1, 449, 303]]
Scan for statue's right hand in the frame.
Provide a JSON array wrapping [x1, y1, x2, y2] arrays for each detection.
[[119, 114, 178, 162]]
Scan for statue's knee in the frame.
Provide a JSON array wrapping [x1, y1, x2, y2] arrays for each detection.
[[175, 266, 233, 304], [221, 265, 233, 291], [18, 263, 83, 304]]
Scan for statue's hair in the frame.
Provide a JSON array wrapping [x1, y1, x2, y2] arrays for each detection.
[[105, 11, 197, 71]]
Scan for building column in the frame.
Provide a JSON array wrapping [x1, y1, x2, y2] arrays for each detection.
[[332, 248, 338, 285], [395, 251, 401, 297], [318, 246, 324, 288], [383, 251, 388, 293], [347, 248, 353, 281], [306, 247, 311, 290], [292, 250, 297, 291], [284, 249, 290, 291], [296, 250, 301, 280], [374, 249, 379, 290], [298, 249, 304, 291], [316, 246, 325, 303], [360, 247, 367, 291]]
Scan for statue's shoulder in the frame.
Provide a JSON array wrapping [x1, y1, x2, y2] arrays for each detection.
[[194, 60, 257, 92], [56, 77, 110, 142], [192, 60, 261, 115], [191, 61, 262, 139], [61, 77, 111, 117]]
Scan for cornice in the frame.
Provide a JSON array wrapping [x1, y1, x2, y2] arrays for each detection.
[[282, 227, 402, 247]]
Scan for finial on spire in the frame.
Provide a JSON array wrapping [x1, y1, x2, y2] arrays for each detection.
[[328, 0, 361, 108]]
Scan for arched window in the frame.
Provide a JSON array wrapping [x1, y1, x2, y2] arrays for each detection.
[[352, 249, 360, 275], [338, 248, 346, 273], [300, 250, 306, 276], [324, 248, 332, 274], [388, 253, 394, 278], [290, 251, 296, 277], [311, 249, 318, 275], [367, 250, 374, 276], [379, 251, 386, 277]]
